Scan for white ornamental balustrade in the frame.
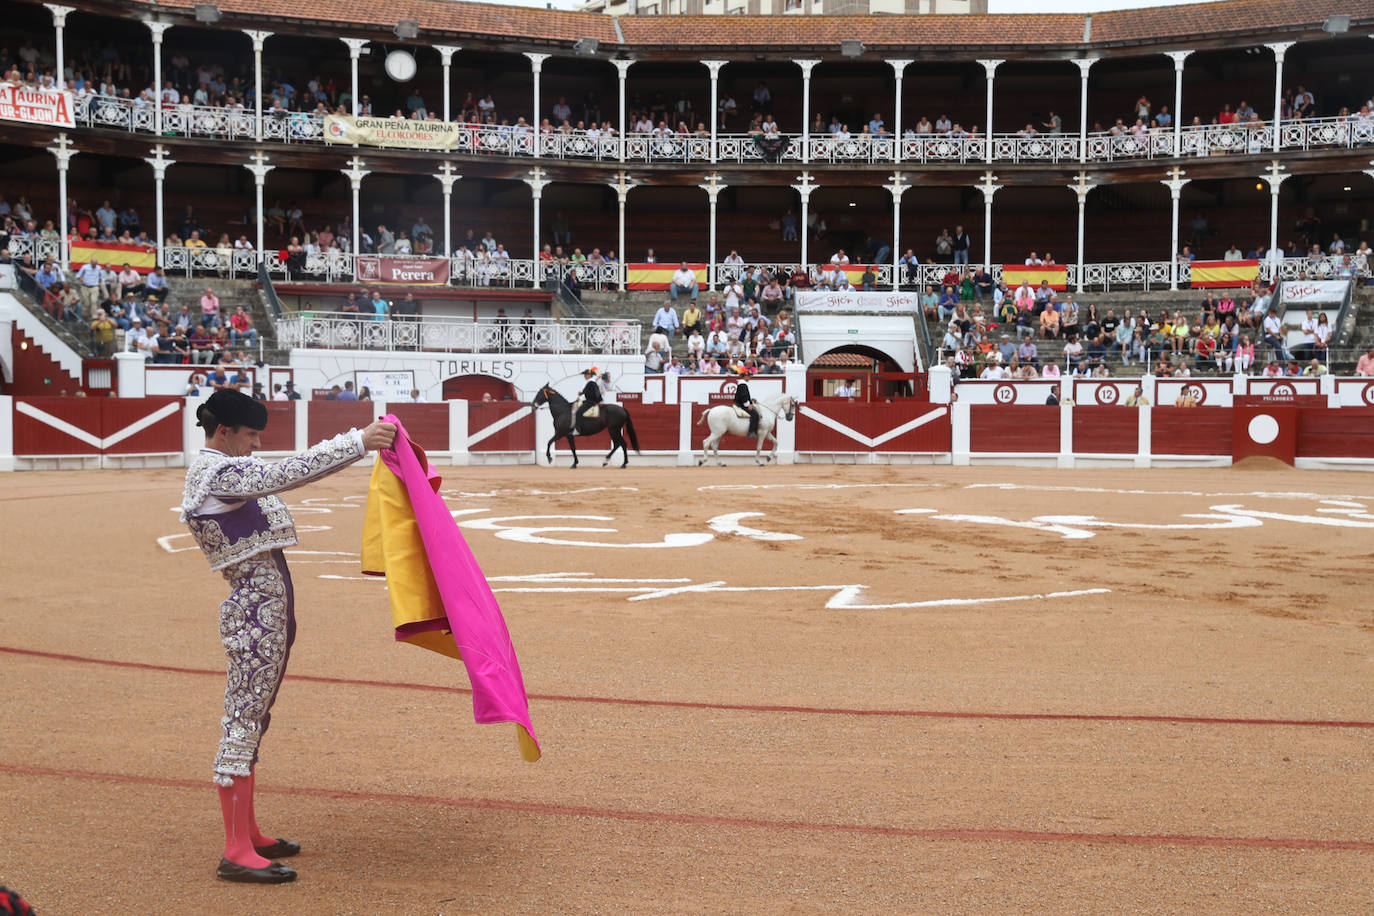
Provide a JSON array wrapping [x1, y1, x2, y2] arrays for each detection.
[[278, 313, 640, 355], [54, 94, 1374, 165]]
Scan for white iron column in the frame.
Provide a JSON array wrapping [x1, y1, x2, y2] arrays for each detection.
[[435, 45, 460, 121], [614, 59, 633, 164], [887, 59, 912, 162], [1261, 160, 1289, 270], [792, 171, 816, 268], [703, 59, 726, 164], [244, 151, 272, 260], [977, 59, 1003, 164], [886, 172, 908, 287], [244, 30, 272, 142], [1266, 42, 1294, 153], [144, 144, 174, 267], [796, 59, 819, 165], [44, 5, 74, 88], [341, 38, 370, 116], [1068, 172, 1097, 292], [975, 171, 1001, 267], [434, 161, 460, 257], [48, 133, 77, 269], [608, 170, 637, 288], [342, 156, 369, 276], [1166, 50, 1192, 155], [699, 172, 726, 289], [1161, 165, 1190, 290], [144, 20, 172, 136], [525, 52, 549, 157], [1074, 58, 1097, 163], [524, 166, 550, 268]]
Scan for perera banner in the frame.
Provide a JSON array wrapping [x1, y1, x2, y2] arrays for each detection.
[[324, 114, 465, 150], [0, 83, 75, 128], [356, 256, 448, 286]]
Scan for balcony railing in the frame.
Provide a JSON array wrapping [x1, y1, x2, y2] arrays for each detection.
[[8, 237, 1366, 294], [63, 94, 1374, 166], [277, 312, 641, 354]]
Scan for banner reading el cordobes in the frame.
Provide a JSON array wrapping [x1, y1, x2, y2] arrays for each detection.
[[324, 114, 468, 151]]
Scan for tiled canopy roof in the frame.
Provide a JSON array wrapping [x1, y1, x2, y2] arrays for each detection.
[[114, 0, 1368, 53]]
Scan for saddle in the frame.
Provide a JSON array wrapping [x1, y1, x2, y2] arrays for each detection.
[[732, 405, 750, 419], [581, 404, 601, 420]]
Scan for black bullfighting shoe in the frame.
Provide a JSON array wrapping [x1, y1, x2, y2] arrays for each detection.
[[216, 858, 297, 884], [253, 838, 301, 858]]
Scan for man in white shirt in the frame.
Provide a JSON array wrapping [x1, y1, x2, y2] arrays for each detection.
[[832, 380, 855, 398], [722, 250, 744, 271], [652, 302, 679, 338], [1223, 244, 1244, 261], [1262, 310, 1291, 360], [405, 388, 427, 403], [669, 262, 698, 303], [75, 256, 104, 318]]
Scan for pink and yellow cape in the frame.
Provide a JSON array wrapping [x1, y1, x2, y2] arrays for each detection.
[[361, 416, 540, 762]]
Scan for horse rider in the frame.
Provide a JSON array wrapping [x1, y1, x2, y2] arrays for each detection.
[[573, 366, 602, 433], [734, 379, 760, 437]]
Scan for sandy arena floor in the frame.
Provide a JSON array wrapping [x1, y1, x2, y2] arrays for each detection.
[[2, 462, 1372, 914]]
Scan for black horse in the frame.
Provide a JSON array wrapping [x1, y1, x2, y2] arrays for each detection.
[[532, 384, 641, 468]]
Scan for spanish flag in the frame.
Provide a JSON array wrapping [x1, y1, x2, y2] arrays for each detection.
[[70, 240, 158, 273], [1001, 264, 1068, 291], [1190, 259, 1259, 289], [627, 262, 707, 291]]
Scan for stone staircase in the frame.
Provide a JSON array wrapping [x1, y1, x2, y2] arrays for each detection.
[[1337, 283, 1374, 371], [165, 276, 282, 362]]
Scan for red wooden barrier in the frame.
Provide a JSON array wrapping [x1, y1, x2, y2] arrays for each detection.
[[307, 401, 374, 444], [388, 404, 450, 452], [1297, 407, 1374, 459], [13, 396, 182, 455], [1152, 406, 1231, 455], [468, 403, 534, 451], [256, 402, 296, 451], [1072, 406, 1138, 455], [969, 405, 1059, 453], [796, 403, 950, 452]]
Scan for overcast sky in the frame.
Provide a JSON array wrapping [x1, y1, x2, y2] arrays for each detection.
[[479, 0, 1207, 12]]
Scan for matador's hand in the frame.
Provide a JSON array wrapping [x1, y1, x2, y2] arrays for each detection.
[[362, 420, 398, 451]]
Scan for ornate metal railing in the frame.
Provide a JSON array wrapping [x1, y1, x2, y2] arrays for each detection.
[[64, 94, 1374, 166], [11, 236, 1365, 294], [277, 312, 641, 354]]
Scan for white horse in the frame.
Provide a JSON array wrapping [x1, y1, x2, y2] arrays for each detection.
[[696, 393, 798, 466]]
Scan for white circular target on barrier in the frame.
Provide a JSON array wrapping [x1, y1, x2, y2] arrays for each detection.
[[1094, 385, 1119, 405], [1248, 413, 1280, 445], [993, 383, 1016, 404]]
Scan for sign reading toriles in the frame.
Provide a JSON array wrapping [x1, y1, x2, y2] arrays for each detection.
[[0, 84, 74, 128]]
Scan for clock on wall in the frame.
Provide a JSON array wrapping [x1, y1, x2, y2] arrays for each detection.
[[384, 49, 417, 83]]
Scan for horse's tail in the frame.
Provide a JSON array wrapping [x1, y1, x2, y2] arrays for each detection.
[[623, 410, 641, 454], [696, 406, 709, 426]]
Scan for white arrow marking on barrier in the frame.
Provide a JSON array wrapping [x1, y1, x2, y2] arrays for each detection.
[[706, 512, 803, 541], [466, 405, 532, 447], [798, 406, 947, 448], [16, 400, 181, 449]]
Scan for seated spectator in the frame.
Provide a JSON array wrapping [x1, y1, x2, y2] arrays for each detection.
[[644, 339, 668, 373], [653, 301, 679, 338], [1039, 307, 1061, 339], [229, 306, 258, 345], [669, 262, 697, 303]]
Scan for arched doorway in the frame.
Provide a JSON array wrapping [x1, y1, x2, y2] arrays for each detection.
[[808, 346, 916, 400], [442, 374, 519, 402]]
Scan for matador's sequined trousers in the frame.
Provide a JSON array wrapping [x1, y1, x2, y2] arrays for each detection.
[[212, 549, 295, 786]]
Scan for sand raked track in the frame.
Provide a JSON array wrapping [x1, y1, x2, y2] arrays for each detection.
[[1, 463, 1372, 914]]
